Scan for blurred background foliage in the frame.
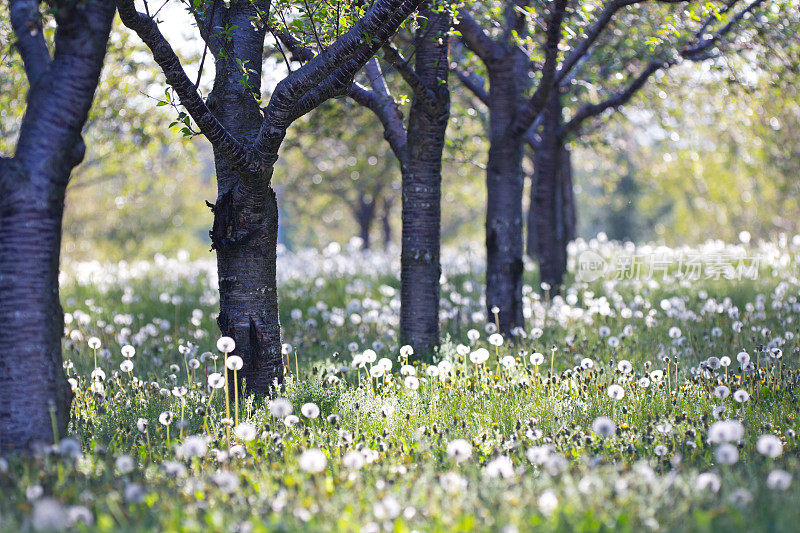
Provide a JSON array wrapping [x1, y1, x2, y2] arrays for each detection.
[[1, 5, 797, 261]]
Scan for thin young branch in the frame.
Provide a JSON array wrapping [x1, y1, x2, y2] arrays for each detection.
[[560, 0, 766, 136], [454, 67, 489, 106], [259, 0, 424, 153], [382, 44, 438, 108], [555, 0, 635, 85], [9, 0, 51, 85], [510, 0, 568, 136], [454, 9, 502, 61], [561, 59, 665, 134], [681, 0, 767, 59], [116, 0, 255, 173]]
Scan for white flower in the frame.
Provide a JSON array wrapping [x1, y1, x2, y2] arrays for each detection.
[[488, 333, 504, 346], [230, 445, 246, 458], [483, 455, 514, 479], [668, 327, 682, 339], [58, 438, 82, 459], [525, 445, 551, 464], [426, 365, 440, 378], [284, 415, 300, 427], [719, 356, 731, 367], [469, 348, 490, 364], [400, 364, 416, 376], [696, 472, 721, 492], [179, 435, 208, 458], [439, 472, 468, 493], [216, 336, 236, 353], [159, 411, 174, 426], [715, 443, 739, 465], [607, 384, 624, 400], [121, 345, 135, 358], [301, 402, 320, 419], [736, 351, 750, 365], [234, 423, 257, 442], [714, 385, 730, 399], [208, 372, 225, 389], [580, 358, 594, 369], [172, 386, 187, 397], [766, 469, 792, 490], [225, 355, 243, 371], [446, 439, 472, 463], [538, 489, 558, 516], [467, 329, 480, 343], [733, 389, 750, 403], [299, 449, 327, 473], [66, 505, 94, 527], [87, 337, 101, 350], [530, 352, 545, 366], [362, 349, 377, 363], [120, 360, 134, 372], [500, 355, 515, 369], [756, 434, 783, 458], [32, 498, 67, 532], [342, 450, 365, 470], [269, 398, 293, 418], [404, 376, 420, 390], [115, 455, 135, 474], [617, 360, 632, 374], [591, 416, 616, 437], [136, 418, 148, 433], [708, 420, 744, 443], [370, 365, 385, 378], [399, 345, 414, 358]]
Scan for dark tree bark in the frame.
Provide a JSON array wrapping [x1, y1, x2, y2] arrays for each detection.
[[455, 0, 567, 333], [484, 60, 527, 331], [343, 1, 449, 353], [380, 195, 393, 248], [399, 3, 450, 353], [354, 193, 377, 250], [119, 0, 426, 392], [0, 0, 115, 451], [527, 92, 575, 289]]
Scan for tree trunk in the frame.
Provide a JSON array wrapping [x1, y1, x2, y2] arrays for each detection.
[[485, 60, 527, 332], [354, 195, 376, 250], [399, 4, 449, 353], [527, 93, 573, 289], [381, 196, 393, 249], [0, 0, 114, 451], [206, 29, 283, 394], [0, 167, 71, 450]]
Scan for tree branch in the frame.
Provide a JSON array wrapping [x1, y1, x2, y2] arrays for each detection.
[[382, 44, 438, 109], [116, 0, 255, 173], [681, 0, 767, 60], [9, 0, 51, 85], [560, 0, 767, 135], [510, 0, 568, 135], [454, 67, 489, 106], [258, 0, 424, 157], [561, 59, 665, 134], [454, 9, 502, 61], [348, 59, 408, 163]]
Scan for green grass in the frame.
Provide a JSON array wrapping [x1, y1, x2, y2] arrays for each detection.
[[1, 244, 799, 531]]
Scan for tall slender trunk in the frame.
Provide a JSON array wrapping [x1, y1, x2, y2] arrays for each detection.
[[485, 61, 526, 332], [381, 196, 393, 248], [354, 195, 376, 250], [0, 168, 71, 450], [207, 43, 283, 394], [0, 0, 114, 450], [399, 4, 449, 353], [527, 93, 574, 289]]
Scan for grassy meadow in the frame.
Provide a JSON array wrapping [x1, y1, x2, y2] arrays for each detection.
[[1, 238, 799, 532]]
